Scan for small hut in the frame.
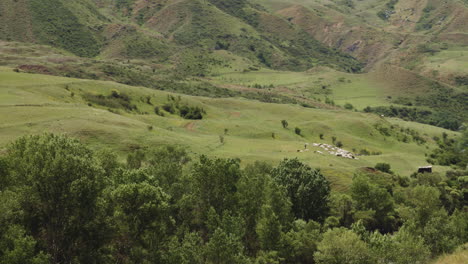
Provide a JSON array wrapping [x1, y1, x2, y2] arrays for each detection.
[[418, 166, 433, 173]]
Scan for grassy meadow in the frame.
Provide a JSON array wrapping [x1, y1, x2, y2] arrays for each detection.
[[0, 67, 457, 191]]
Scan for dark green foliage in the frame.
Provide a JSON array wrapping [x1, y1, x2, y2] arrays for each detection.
[[204, 228, 247, 264], [372, 122, 427, 144], [3, 134, 109, 263], [416, 5, 436, 31], [161, 96, 206, 119], [125, 35, 170, 59], [375, 163, 393, 174], [192, 156, 242, 223], [454, 75, 468, 86], [83, 90, 138, 112], [367, 225, 430, 264], [295, 127, 302, 136], [336, 141, 343, 148], [0, 225, 50, 264], [110, 181, 170, 263], [377, 0, 399, 21], [172, 0, 362, 73], [271, 158, 331, 221], [427, 130, 468, 168], [365, 105, 464, 131], [281, 220, 321, 263], [281, 120, 288, 129], [314, 228, 374, 264], [126, 149, 145, 169], [351, 174, 396, 232], [115, 0, 135, 10], [29, 0, 101, 57], [207, 0, 258, 26], [179, 105, 204, 120], [344, 103, 354, 110], [0, 134, 466, 263], [154, 106, 164, 116], [341, 0, 355, 9]]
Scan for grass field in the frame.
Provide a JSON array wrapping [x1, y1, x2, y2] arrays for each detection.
[[421, 47, 468, 75], [211, 66, 392, 109], [0, 67, 457, 191]]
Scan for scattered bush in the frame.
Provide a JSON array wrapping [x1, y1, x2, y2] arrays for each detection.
[[83, 91, 137, 112], [295, 127, 302, 136], [375, 163, 393, 174], [344, 103, 354, 110]]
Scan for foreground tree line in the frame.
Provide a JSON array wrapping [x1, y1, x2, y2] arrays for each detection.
[[0, 134, 466, 264]]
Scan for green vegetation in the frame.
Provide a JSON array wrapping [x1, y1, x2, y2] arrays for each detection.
[[364, 105, 464, 131], [377, 0, 399, 20], [0, 0, 467, 262], [83, 90, 138, 112], [0, 134, 465, 263], [375, 163, 393, 174], [162, 95, 206, 120], [427, 130, 468, 168], [416, 4, 437, 31], [29, 0, 101, 57]]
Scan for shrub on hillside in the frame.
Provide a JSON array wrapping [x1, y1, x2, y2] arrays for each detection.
[[375, 163, 393, 174], [295, 127, 302, 136]]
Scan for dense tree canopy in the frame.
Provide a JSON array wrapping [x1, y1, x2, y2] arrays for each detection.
[[271, 158, 331, 222], [0, 134, 466, 263]]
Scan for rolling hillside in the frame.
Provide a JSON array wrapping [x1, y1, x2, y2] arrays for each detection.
[[0, 1, 467, 263], [0, 0, 466, 176], [0, 67, 459, 191]]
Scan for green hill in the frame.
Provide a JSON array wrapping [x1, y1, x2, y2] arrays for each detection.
[[0, 1, 467, 263], [0, 0, 362, 71], [0, 67, 459, 191]]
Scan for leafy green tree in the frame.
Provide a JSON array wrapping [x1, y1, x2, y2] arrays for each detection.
[[368, 225, 430, 264], [271, 158, 330, 221], [237, 162, 271, 253], [0, 157, 9, 190], [295, 127, 302, 136], [147, 145, 190, 197], [192, 156, 242, 226], [126, 149, 146, 169], [335, 141, 343, 148], [351, 174, 396, 232], [96, 149, 121, 178], [268, 181, 294, 231], [0, 225, 50, 264], [165, 232, 204, 264], [204, 228, 247, 264], [421, 214, 461, 255], [344, 103, 354, 110], [5, 134, 108, 264], [329, 193, 355, 227], [110, 182, 170, 263], [281, 220, 321, 264], [314, 228, 374, 264], [400, 185, 442, 227], [281, 120, 288, 129], [254, 251, 282, 264], [256, 205, 283, 251], [374, 163, 393, 174]]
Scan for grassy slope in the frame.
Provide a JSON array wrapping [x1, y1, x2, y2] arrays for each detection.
[[0, 68, 457, 191], [433, 244, 468, 264]]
